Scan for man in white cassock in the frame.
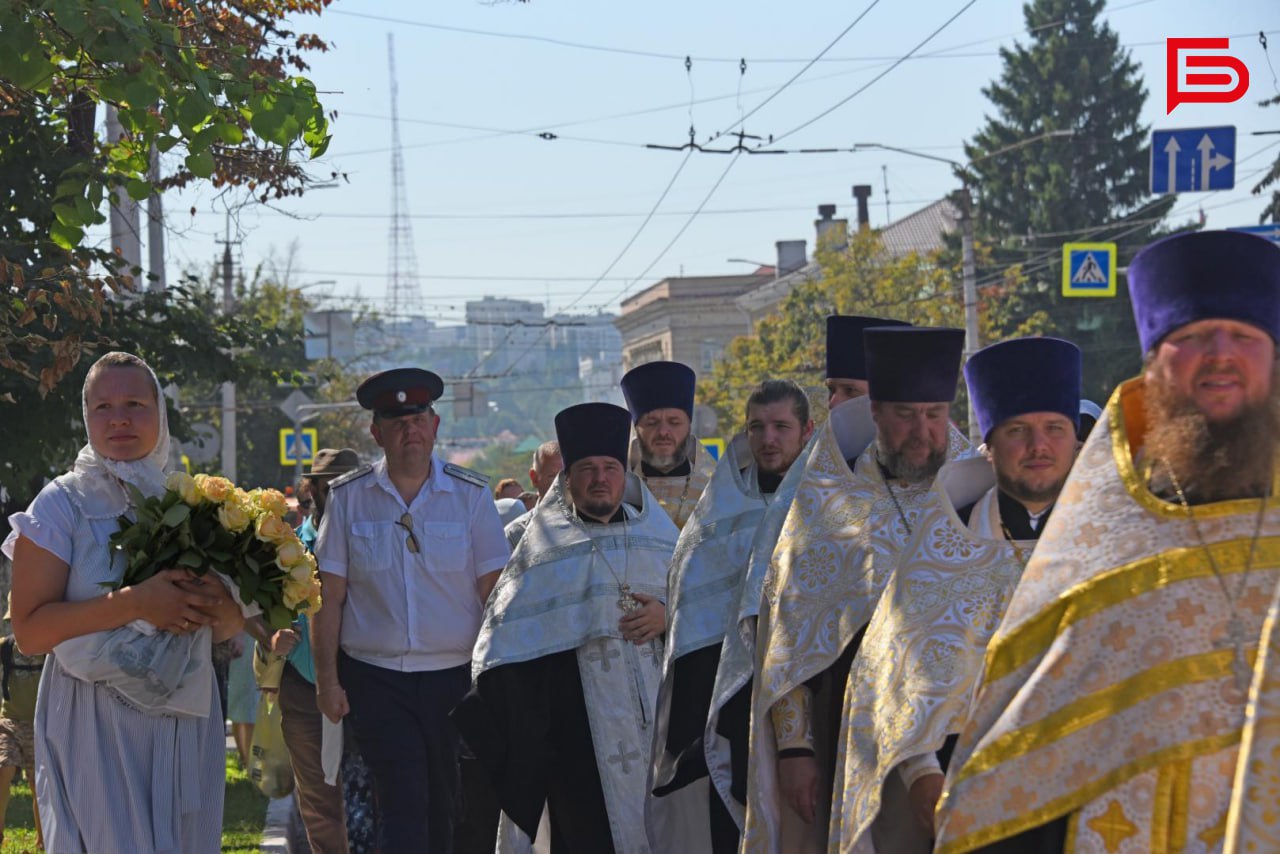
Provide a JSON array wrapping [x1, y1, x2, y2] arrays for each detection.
[[452, 402, 683, 854]]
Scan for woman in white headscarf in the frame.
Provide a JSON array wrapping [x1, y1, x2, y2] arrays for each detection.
[[2, 352, 243, 854]]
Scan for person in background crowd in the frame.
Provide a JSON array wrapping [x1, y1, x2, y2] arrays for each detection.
[[249, 448, 367, 854], [504, 441, 564, 550], [0, 626, 43, 850], [621, 361, 716, 530], [312, 368, 509, 852], [493, 478, 523, 501]]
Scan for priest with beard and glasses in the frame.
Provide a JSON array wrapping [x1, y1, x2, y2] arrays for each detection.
[[648, 379, 814, 853], [621, 361, 717, 530], [451, 403, 682, 854], [826, 336, 1083, 852], [935, 230, 1280, 853], [743, 326, 971, 852]]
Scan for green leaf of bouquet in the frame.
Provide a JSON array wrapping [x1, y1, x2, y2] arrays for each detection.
[[267, 605, 293, 630], [161, 503, 190, 527], [176, 551, 203, 569]]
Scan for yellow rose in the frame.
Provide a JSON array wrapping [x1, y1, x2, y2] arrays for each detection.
[[255, 512, 294, 545], [282, 582, 306, 610], [289, 561, 316, 584], [217, 500, 252, 533], [194, 474, 234, 503], [274, 539, 308, 569], [166, 471, 203, 506], [254, 489, 289, 518]]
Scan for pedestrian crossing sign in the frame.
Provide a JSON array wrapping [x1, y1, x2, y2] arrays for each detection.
[[279, 428, 318, 466], [700, 437, 726, 462], [1062, 242, 1117, 298]]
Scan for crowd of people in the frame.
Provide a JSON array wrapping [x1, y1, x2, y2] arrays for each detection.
[[2, 227, 1280, 853]]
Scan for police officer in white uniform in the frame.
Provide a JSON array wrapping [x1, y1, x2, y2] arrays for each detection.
[[311, 368, 510, 852]]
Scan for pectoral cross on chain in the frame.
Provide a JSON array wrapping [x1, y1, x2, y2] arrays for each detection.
[[1226, 615, 1253, 693], [617, 583, 640, 613]]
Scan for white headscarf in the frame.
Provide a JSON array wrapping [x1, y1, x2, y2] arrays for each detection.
[[62, 352, 171, 518]]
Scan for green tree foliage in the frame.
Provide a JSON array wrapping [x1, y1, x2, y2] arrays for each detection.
[[0, 277, 299, 503], [700, 229, 1033, 432], [962, 0, 1178, 399], [0, 0, 333, 396], [1254, 94, 1280, 224]]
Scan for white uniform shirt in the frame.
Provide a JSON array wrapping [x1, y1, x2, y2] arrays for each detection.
[[316, 455, 510, 671]]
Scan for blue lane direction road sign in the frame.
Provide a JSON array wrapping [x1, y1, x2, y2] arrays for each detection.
[[1151, 126, 1235, 194], [1062, 243, 1117, 298], [279, 428, 317, 466], [1228, 224, 1280, 246]]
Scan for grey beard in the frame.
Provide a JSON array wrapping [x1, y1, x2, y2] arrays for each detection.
[[640, 441, 688, 472], [876, 437, 946, 483]]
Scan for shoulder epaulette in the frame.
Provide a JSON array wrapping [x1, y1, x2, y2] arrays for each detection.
[[329, 464, 373, 489], [443, 463, 489, 489]]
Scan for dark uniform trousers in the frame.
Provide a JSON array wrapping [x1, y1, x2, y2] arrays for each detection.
[[340, 652, 470, 853]]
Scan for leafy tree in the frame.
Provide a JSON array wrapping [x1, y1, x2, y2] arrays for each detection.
[[0, 0, 333, 396], [700, 229, 1032, 431], [962, 0, 1179, 399]]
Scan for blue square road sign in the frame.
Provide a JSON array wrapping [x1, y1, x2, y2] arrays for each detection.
[[1151, 126, 1235, 194]]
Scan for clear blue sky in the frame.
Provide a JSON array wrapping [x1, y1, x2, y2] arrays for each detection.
[[133, 0, 1280, 324]]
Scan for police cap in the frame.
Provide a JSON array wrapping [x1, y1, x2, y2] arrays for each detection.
[[356, 368, 444, 418]]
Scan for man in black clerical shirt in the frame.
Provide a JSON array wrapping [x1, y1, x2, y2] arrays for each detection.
[[956, 337, 1083, 543]]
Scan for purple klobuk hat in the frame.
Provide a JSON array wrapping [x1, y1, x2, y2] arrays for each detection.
[[555, 403, 632, 468], [620, 361, 696, 422], [964, 337, 1082, 440], [826, 315, 911, 380], [1128, 230, 1280, 353], [864, 327, 965, 403]]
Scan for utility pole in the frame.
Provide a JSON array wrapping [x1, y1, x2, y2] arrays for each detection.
[[220, 214, 238, 483], [146, 144, 166, 292], [956, 186, 980, 444]]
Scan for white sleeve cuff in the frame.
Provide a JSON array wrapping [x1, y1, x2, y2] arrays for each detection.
[[897, 752, 943, 788]]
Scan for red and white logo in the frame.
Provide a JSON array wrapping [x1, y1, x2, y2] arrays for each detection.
[[1167, 37, 1250, 113]]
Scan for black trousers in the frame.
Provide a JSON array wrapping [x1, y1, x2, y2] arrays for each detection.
[[340, 653, 469, 854]]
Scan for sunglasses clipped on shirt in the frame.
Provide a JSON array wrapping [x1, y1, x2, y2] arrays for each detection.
[[395, 512, 421, 554]]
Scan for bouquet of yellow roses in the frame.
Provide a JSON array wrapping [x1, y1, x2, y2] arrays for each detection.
[[109, 472, 322, 629]]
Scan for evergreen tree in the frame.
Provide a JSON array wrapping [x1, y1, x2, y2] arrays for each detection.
[[964, 0, 1179, 400], [1254, 94, 1280, 224]]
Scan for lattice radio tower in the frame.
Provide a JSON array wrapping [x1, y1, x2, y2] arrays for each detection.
[[386, 33, 425, 321]]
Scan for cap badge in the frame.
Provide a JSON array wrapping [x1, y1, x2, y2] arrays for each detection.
[[396, 390, 407, 403]]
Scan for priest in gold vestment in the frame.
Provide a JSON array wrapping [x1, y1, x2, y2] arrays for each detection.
[[827, 336, 1083, 852], [743, 326, 970, 852], [621, 361, 716, 530], [936, 229, 1280, 853]]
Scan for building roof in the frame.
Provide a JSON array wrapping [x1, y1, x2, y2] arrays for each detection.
[[878, 197, 959, 258]]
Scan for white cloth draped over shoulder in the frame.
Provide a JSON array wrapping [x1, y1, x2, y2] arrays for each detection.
[[828, 457, 1026, 852], [473, 472, 684, 854], [647, 434, 767, 837]]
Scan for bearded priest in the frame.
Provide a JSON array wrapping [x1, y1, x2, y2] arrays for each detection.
[[936, 230, 1280, 853], [451, 402, 681, 853]]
